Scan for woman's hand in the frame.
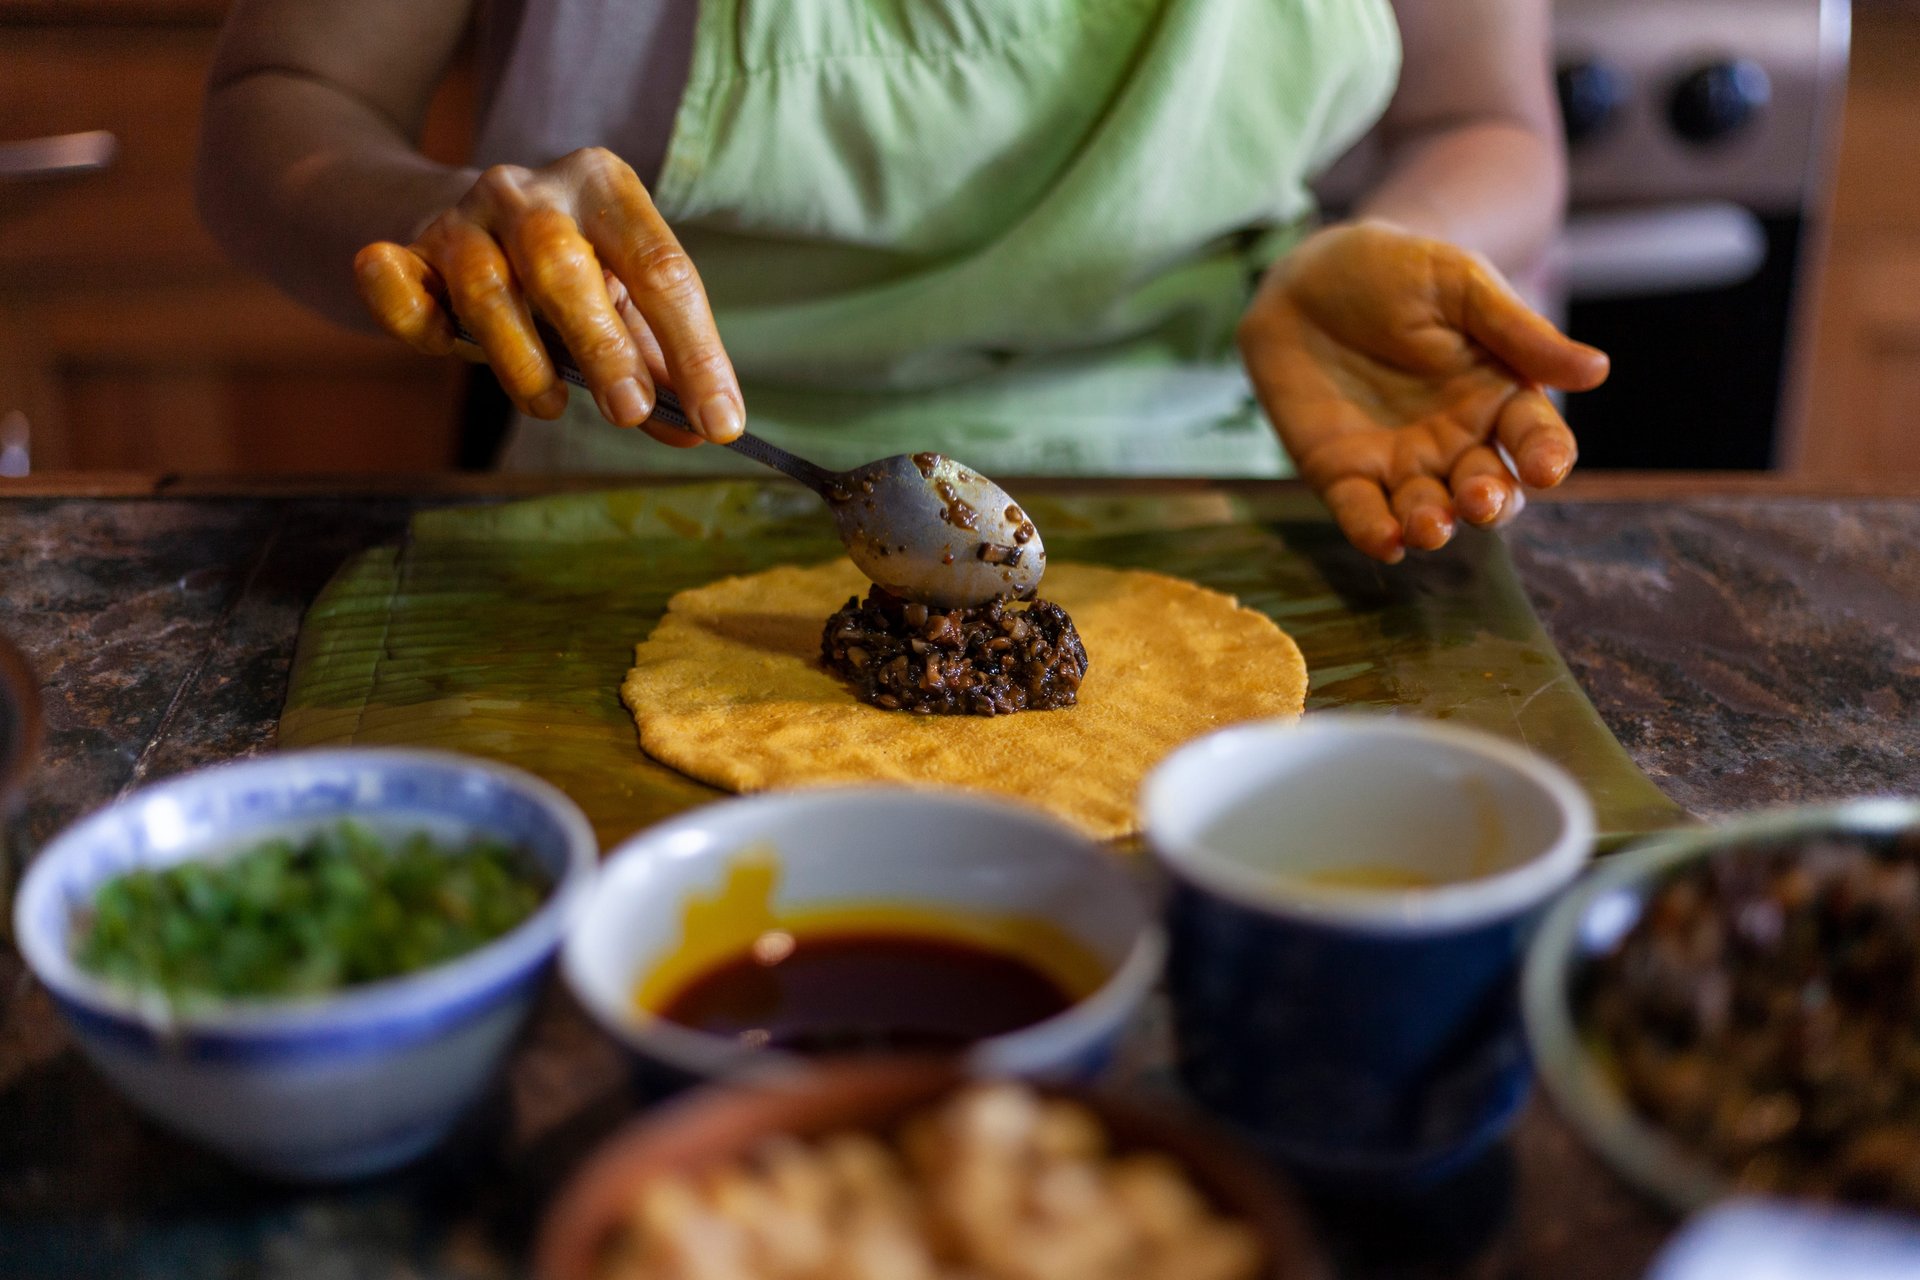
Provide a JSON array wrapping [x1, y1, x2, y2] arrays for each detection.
[[1239, 220, 1608, 562], [353, 147, 743, 447]]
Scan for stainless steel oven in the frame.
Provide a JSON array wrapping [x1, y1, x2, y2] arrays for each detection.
[[1552, 0, 1850, 469]]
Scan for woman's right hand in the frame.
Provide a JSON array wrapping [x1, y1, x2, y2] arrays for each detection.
[[353, 147, 743, 447]]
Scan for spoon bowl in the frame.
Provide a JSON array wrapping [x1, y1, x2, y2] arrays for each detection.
[[826, 452, 1045, 608]]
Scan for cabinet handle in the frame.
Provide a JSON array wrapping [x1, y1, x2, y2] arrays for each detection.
[[0, 130, 117, 182]]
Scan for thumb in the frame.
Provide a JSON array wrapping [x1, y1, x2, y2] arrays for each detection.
[[1461, 266, 1610, 391]]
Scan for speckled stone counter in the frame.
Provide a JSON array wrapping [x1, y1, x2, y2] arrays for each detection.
[[0, 477, 1914, 1280]]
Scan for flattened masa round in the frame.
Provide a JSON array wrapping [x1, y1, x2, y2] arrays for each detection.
[[621, 561, 1307, 839]]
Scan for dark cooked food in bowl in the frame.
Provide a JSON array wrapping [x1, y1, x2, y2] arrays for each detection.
[[821, 586, 1088, 716], [1583, 826, 1920, 1211]]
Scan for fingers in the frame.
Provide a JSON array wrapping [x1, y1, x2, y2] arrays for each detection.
[[641, 420, 705, 448], [605, 270, 670, 385], [573, 152, 744, 442], [1378, 427, 1457, 551], [1449, 445, 1522, 526], [419, 215, 568, 418], [354, 242, 458, 357], [1297, 424, 1456, 560], [1462, 268, 1610, 391], [359, 154, 731, 440], [1324, 477, 1404, 564], [501, 205, 655, 427], [1494, 388, 1579, 489], [1390, 475, 1454, 551], [616, 293, 702, 447], [603, 269, 700, 448]]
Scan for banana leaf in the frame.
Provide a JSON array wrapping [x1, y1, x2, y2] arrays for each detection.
[[280, 483, 1686, 850]]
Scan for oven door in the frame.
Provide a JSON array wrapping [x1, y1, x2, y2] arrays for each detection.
[[1557, 201, 1809, 470]]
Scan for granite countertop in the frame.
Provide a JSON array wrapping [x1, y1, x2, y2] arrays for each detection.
[[1, 474, 1916, 1280]]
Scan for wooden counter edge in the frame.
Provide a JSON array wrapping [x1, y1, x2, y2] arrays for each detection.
[[2, 471, 1918, 501]]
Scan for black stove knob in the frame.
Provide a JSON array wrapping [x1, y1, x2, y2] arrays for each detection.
[[1668, 59, 1771, 145], [1557, 59, 1627, 145]]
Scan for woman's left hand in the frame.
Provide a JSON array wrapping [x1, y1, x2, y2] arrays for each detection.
[[1238, 220, 1609, 563]]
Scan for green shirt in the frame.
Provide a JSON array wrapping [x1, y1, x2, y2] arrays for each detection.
[[495, 0, 1402, 476]]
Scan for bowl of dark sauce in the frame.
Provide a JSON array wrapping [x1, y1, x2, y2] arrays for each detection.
[[563, 788, 1163, 1092], [652, 926, 1079, 1055]]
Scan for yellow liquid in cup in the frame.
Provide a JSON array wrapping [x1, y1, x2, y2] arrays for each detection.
[[1293, 864, 1444, 892]]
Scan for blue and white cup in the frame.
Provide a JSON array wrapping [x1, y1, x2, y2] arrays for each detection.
[[1145, 715, 1596, 1188]]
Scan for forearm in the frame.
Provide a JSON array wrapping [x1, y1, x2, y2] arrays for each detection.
[[1354, 119, 1564, 276], [1357, 0, 1563, 278], [197, 72, 475, 329]]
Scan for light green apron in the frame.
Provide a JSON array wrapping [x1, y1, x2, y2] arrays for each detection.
[[498, 0, 1401, 475]]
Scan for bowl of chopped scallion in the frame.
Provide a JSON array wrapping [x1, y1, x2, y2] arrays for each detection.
[[14, 748, 596, 1181]]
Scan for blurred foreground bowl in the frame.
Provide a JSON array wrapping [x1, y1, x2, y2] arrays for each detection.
[[1523, 798, 1920, 1214], [535, 1058, 1325, 1280], [14, 748, 597, 1180]]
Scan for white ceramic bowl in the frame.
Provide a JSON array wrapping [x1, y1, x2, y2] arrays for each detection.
[[14, 749, 597, 1181], [563, 788, 1163, 1090]]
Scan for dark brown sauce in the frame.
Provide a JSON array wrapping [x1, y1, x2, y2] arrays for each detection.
[[933, 480, 979, 530], [655, 929, 1075, 1054]]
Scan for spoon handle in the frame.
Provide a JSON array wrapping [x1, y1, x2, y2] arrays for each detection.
[[715, 430, 840, 495], [450, 320, 838, 495]]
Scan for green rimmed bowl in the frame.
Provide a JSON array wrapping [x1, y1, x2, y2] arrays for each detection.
[[1521, 797, 1920, 1214]]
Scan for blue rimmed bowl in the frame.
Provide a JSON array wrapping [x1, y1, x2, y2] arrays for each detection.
[[13, 748, 597, 1181]]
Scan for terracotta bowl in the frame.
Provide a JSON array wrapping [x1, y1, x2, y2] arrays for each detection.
[[536, 1058, 1327, 1280]]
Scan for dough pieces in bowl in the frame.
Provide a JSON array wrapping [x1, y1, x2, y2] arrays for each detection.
[[620, 560, 1307, 839]]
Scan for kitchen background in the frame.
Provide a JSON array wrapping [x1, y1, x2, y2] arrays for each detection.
[[0, 0, 1913, 480]]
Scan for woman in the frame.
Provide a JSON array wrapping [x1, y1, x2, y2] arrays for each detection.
[[198, 0, 1607, 563]]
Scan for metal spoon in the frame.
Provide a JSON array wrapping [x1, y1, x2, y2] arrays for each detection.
[[459, 324, 1046, 607]]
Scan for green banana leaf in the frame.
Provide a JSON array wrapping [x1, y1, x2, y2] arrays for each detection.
[[280, 483, 1685, 850]]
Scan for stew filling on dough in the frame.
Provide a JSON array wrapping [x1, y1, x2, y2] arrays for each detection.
[[821, 587, 1089, 716]]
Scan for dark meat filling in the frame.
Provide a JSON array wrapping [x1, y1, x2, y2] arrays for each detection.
[[1584, 829, 1920, 1212], [821, 587, 1088, 716]]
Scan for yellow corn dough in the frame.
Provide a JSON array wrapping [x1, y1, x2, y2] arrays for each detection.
[[621, 561, 1308, 839]]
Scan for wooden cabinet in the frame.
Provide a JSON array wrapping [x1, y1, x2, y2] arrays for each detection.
[[1794, 3, 1920, 479], [0, 2, 470, 473]]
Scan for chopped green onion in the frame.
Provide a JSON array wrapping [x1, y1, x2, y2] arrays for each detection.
[[72, 821, 548, 1002]]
